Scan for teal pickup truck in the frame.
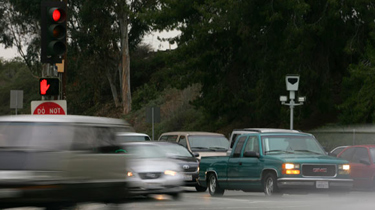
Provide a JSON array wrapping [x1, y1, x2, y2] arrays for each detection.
[[197, 129, 353, 196]]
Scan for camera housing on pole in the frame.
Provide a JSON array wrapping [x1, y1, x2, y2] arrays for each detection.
[[286, 75, 300, 91], [280, 75, 306, 130]]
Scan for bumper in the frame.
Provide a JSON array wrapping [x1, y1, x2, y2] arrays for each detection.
[[277, 178, 353, 192], [127, 177, 183, 196], [183, 173, 199, 187]]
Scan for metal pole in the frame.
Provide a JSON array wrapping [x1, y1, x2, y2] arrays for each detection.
[[15, 91, 18, 115], [152, 107, 154, 141], [289, 99, 296, 130], [290, 103, 294, 130]]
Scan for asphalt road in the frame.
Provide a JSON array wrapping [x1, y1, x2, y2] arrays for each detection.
[[65, 187, 375, 210], [8, 187, 375, 210]]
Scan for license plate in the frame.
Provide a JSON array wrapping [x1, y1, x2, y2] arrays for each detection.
[[147, 183, 161, 189], [316, 181, 329, 189], [184, 175, 192, 181]]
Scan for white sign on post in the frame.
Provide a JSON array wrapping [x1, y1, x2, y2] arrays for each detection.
[[10, 90, 23, 115]]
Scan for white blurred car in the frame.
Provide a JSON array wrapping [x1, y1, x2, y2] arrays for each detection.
[[119, 142, 183, 199], [0, 115, 133, 209]]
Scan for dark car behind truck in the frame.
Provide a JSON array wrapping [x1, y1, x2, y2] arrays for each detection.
[[197, 128, 353, 196]]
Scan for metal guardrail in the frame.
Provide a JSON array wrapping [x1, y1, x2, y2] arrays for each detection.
[[309, 126, 375, 151]]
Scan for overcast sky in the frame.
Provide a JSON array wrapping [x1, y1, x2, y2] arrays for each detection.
[[0, 30, 180, 60]]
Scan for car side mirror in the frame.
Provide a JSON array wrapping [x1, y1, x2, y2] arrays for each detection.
[[360, 158, 371, 165], [193, 152, 200, 157], [243, 151, 260, 158]]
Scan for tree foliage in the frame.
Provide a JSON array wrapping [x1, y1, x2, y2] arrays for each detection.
[[0, 58, 39, 115], [146, 0, 375, 130], [0, 0, 42, 74], [1, 1, 375, 132]]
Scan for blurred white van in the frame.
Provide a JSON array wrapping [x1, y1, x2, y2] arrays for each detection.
[[0, 115, 133, 209]]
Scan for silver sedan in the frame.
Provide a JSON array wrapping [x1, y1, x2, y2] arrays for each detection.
[[118, 142, 184, 199]]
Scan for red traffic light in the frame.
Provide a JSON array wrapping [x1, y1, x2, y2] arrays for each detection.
[[49, 8, 66, 23], [52, 9, 61, 21], [41, 1, 67, 63]]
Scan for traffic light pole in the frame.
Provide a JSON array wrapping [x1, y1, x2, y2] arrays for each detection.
[[40, 1, 66, 100], [41, 64, 48, 100], [41, 63, 60, 100]]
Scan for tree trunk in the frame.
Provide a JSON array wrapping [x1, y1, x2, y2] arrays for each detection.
[[119, 13, 132, 114], [106, 68, 120, 107]]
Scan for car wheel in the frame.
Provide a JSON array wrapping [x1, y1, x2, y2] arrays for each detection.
[[208, 173, 224, 196], [45, 204, 76, 210], [263, 172, 281, 196], [195, 185, 207, 192], [170, 192, 181, 200]]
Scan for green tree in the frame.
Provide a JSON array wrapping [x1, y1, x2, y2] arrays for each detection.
[[0, 58, 39, 115], [1, 0, 160, 115], [0, 0, 42, 74], [149, 0, 374, 130], [66, 0, 159, 114]]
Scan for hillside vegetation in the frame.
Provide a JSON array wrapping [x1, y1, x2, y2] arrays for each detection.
[[2, 1, 375, 142]]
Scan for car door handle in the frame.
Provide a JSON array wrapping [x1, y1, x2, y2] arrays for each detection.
[[239, 162, 242, 165]]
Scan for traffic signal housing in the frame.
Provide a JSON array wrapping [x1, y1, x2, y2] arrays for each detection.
[[39, 78, 60, 96], [41, 1, 67, 63]]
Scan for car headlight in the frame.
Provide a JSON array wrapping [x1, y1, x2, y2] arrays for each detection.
[[164, 170, 177, 176], [338, 164, 350, 174], [282, 163, 300, 175], [126, 171, 134, 177]]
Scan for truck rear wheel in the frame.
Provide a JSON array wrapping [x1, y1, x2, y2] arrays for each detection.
[[263, 172, 281, 196], [208, 173, 224, 196]]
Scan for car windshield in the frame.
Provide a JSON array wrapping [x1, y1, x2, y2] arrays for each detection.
[[120, 144, 166, 159], [158, 144, 193, 158], [188, 135, 229, 150], [262, 135, 325, 155], [116, 135, 150, 143]]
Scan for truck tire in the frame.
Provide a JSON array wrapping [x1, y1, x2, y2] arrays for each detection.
[[263, 172, 281, 196], [208, 173, 224, 196]]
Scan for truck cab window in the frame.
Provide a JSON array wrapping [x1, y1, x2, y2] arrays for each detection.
[[233, 137, 246, 157]]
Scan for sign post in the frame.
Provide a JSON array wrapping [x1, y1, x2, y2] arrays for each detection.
[[146, 107, 160, 140], [10, 90, 23, 115]]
